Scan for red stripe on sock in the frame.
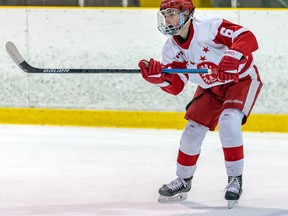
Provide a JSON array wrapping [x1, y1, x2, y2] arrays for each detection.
[[177, 150, 200, 166], [223, 146, 244, 162]]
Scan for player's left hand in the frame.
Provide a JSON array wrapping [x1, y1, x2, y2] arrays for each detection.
[[217, 50, 246, 83]]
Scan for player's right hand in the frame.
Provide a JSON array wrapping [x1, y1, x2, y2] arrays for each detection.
[[138, 58, 166, 85]]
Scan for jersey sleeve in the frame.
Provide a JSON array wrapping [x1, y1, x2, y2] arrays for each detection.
[[212, 19, 258, 57], [158, 40, 189, 96]]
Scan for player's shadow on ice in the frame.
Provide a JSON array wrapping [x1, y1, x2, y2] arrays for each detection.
[[0, 201, 287, 216], [175, 200, 288, 216]]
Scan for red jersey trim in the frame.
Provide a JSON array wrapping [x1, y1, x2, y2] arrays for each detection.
[[172, 22, 194, 49]]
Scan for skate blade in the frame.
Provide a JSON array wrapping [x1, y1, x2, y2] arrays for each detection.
[[227, 200, 239, 209], [158, 192, 188, 203]]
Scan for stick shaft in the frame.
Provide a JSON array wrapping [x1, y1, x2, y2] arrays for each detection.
[[7, 41, 209, 74], [21, 61, 208, 74]]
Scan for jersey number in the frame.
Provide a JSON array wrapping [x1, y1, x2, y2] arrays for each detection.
[[220, 27, 233, 38]]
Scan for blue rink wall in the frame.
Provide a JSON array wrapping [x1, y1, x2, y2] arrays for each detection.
[[0, 7, 287, 132]]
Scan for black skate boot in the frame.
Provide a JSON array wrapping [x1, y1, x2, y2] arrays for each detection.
[[225, 175, 242, 208], [158, 176, 192, 203]]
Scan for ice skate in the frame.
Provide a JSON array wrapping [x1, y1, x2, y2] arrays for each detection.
[[225, 175, 242, 209], [158, 176, 192, 203]]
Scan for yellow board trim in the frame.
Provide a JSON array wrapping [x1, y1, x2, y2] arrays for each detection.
[[0, 107, 287, 132]]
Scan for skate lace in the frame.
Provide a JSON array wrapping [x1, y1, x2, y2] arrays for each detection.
[[225, 176, 240, 193], [167, 178, 187, 191]]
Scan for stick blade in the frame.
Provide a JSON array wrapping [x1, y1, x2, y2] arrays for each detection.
[[6, 41, 25, 66]]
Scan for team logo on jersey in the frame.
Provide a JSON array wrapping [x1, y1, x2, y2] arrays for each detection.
[[197, 62, 216, 70], [197, 62, 218, 84]]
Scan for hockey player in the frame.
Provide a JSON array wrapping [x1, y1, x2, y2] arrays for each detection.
[[138, 0, 263, 208]]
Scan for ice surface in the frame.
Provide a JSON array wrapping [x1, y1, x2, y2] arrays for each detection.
[[0, 125, 287, 216]]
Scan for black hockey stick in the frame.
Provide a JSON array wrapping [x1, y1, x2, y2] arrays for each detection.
[[5, 41, 209, 74]]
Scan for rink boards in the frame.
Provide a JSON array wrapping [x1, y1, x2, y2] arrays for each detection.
[[0, 7, 287, 132], [0, 107, 287, 132]]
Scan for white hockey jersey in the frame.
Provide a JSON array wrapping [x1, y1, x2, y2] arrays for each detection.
[[160, 15, 259, 94]]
